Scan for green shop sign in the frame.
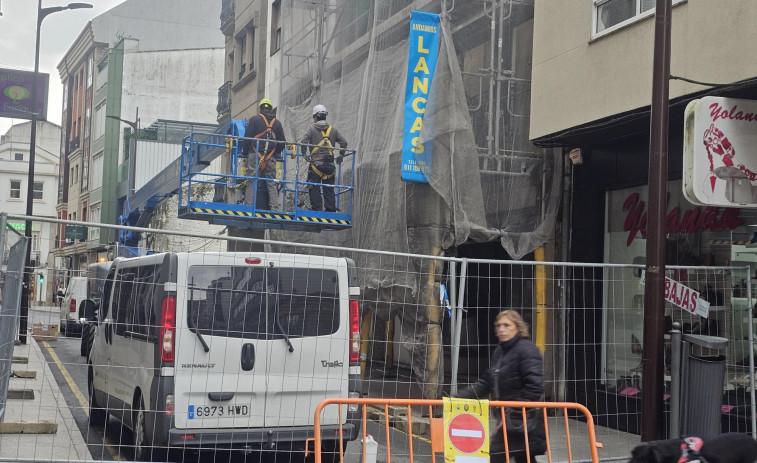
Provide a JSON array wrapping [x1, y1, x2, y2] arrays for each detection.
[[7, 222, 34, 232], [65, 225, 87, 241]]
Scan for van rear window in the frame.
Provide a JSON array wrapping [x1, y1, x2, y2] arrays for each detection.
[[186, 266, 340, 339]]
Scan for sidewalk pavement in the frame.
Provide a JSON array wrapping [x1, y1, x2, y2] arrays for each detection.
[[0, 338, 92, 461]]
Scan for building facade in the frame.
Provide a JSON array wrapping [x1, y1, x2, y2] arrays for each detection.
[[531, 0, 757, 433], [55, 0, 224, 274], [0, 121, 61, 303], [218, 0, 564, 399]]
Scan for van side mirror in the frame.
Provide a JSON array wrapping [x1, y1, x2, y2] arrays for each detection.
[[79, 299, 99, 323]]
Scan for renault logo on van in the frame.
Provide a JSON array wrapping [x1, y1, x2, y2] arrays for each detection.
[[181, 363, 217, 369], [321, 360, 344, 368]]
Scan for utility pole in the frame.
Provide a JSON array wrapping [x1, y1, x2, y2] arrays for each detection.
[[642, 0, 672, 442]]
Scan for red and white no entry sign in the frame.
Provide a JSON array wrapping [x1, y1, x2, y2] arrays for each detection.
[[447, 413, 486, 454]]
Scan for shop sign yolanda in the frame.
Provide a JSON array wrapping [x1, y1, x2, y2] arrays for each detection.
[[622, 192, 742, 246], [684, 96, 757, 207], [641, 272, 710, 318]]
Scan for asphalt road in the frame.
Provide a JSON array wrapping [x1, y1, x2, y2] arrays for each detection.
[[31, 308, 431, 463]]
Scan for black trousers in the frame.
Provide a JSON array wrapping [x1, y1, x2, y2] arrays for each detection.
[[490, 427, 546, 463], [307, 167, 336, 212]]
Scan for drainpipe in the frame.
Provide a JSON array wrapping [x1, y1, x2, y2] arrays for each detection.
[[493, 0, 507, 159], [485, 0, 496, 165], [534, 247, 547, 354]]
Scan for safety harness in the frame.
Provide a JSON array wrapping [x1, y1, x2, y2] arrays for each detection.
[[254, 113, 278, 170], [310, 125, 335, 180]]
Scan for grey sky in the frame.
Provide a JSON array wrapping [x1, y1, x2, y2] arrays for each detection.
[[0, 0, 127, 136]]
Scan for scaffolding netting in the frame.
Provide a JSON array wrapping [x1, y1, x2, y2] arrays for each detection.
[[267, 0, 560, 396]]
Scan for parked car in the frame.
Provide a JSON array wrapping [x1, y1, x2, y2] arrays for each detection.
[[85, 252, 362, 461], [79, 261, 112, 358], [60, 276, 87, 336]]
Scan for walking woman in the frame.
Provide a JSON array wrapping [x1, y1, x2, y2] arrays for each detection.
[[456, 310, 546, 463]]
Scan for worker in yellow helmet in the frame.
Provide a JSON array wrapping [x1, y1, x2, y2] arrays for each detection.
[[241, 98, 286, 210]]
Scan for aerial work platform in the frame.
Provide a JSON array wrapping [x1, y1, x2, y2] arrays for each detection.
[[177, 121, 355, 232]]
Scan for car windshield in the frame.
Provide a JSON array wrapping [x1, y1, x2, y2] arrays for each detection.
[[186, 266, 340, 340]]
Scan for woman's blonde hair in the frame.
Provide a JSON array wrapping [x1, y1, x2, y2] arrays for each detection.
[[495, 310, 530, 338]]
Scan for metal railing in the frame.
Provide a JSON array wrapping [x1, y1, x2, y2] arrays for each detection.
[[216, 81, 232, 118]]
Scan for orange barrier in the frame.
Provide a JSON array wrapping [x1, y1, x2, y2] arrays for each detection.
[[310, 399, 602, 463]]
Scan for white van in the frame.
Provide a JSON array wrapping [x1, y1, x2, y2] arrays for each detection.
[[60, 276, 87, 336], [86, 252, 362, 461]]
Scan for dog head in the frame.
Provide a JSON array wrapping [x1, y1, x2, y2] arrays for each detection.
[[629, 440, 683, 463]]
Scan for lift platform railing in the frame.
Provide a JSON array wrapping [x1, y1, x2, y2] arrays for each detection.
[[309, 398, 603, 463], [178, 131, 356, 231]]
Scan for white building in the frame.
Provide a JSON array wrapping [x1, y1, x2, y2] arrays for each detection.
[[56, 0, 225, 269], [0, 121, 61, 303]]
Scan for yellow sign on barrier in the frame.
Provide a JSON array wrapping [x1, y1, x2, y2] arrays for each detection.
[[443, 397, 490, 463]]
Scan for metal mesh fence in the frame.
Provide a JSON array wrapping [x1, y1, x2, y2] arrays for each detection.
[[0, 215, 754, 462], [0, 216, 29, 423]]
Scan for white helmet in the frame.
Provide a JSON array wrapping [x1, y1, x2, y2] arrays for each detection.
[[313, 104, 328, 117]]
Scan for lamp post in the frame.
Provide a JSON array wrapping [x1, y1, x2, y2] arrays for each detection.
[[641, 0, 672, 441], [107, 107, 140, 196], [19, 1, 92, 344]]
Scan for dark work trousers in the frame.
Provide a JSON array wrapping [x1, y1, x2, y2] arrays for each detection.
[[307, 166, 336, 212], [244, 177, 270, 210], [490, 424, 546, 463]]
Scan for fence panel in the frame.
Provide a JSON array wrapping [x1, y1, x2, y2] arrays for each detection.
[[0, 217, 29, 422], [0, 214, 752, 462]]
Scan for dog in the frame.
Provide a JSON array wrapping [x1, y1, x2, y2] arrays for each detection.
[[629, 433, 757, 463]]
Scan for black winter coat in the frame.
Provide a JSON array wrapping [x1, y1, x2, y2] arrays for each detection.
[[458, 336, 544, 401], [241, 111, 286, 158], [457, 336, 546, 460]]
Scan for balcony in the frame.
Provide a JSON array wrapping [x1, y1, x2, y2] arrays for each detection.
[[217, 81, 232, 120], [220, 0, 234, 35], [69, 136, 80, 152]]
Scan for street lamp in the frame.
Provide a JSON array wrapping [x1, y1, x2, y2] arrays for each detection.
[[20, 1, 93, 344], [107, 108, 140, 196]]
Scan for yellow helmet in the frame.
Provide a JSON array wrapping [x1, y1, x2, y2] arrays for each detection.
[[259, 98, 273, 109]]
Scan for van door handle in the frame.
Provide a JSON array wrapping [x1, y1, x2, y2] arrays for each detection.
[[241, 343, 255, 371], [208, 392, 234, 401]]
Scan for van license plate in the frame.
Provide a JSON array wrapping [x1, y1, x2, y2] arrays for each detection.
[[188, 405, 249, 419]]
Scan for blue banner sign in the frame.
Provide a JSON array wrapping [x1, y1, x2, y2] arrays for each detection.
[[401, 11, 440, 183]]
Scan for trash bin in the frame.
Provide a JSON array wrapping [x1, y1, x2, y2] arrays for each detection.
[[670, 326, 728, 439]]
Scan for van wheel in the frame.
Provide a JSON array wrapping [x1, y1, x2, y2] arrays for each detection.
[[88, 369, 107, 426], [133, 397, 166, 462]]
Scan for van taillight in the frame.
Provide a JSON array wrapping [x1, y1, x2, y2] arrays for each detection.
[[166, 394, 174, 415], [70, 298, 77, 313], [349, 299, 360, 363], [160, 296, 177, 363]]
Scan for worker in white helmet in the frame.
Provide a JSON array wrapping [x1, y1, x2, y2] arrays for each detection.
[[299, 104, 348, 212]]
